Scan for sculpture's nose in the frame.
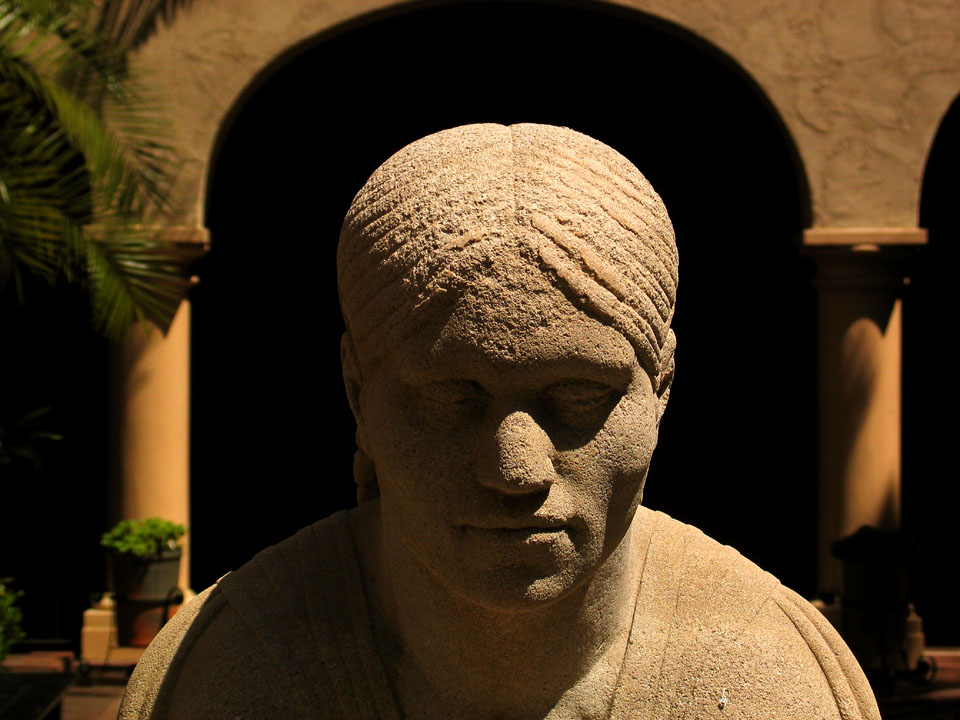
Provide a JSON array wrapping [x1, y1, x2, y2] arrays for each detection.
[[477, 411, 557, 494]]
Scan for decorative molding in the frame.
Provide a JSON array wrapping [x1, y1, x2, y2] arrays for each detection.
[[802, 228, 924, 292], [803, 228, 927, 249]]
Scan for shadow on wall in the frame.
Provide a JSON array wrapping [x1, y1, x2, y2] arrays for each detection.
[[194, 0, 814, 597]]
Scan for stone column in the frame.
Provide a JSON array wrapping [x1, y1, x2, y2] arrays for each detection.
[[83, 226, 207, 663], [115, 226, 209, 593], [118, 304, 194, 592], [804, 228, 926, 593]]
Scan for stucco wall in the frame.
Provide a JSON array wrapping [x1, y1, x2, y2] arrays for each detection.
[[134, 0, 960, 229]]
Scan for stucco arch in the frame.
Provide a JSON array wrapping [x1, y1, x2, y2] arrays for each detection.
[[200, 0, 813, 230], [189, 0, 816, 590], [134, 0, 960, 231]]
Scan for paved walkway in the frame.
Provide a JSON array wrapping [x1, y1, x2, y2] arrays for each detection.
[[62, 681, 126, 720], [3, 652, 131, 719]]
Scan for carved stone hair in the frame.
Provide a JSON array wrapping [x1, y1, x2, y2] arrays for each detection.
[[338, 123, 678, 503]]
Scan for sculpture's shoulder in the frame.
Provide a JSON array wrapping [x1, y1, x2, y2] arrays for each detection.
[[117, 582, 309, 719], [117, 508, 387, 720], [619, 509, 880, 720]]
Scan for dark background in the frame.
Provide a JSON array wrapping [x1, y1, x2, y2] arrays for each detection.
[[903, 93, 960, 647], [1, 274, 110, 644]]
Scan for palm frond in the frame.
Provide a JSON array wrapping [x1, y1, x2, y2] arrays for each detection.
[[0, 404, 62, 470], [0, 0, 191, 339], [97, 0, 195, 52], [83, 225, 200, 336], [1, 13, 174, 218]]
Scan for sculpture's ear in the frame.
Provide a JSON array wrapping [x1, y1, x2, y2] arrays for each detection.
[[341, 331, 363, 427], [342, 331, 381, 504], [655, 329, 676, 426]]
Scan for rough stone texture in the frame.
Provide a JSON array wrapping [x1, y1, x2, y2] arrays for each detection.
[[119, 509, 880, 719], [132, 0, 960, 230], [118, 125, 880, 719]]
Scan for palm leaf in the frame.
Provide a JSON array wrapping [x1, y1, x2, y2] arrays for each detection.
[[1, 10, 174, 218], [1, 0, 191, 339], [83, 224, 202, 336], [97, 0, 196, 52]]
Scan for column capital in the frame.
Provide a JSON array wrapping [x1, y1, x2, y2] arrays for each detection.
[[802, 227, 927, 250], [802, 227, 927, 291], [147, 224, 211, 249], [85, 223, 209, 247], [84, 224, 210, 334]]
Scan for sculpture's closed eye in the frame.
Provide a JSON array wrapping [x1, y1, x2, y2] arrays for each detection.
[[543, 379, 622, 431], [414, 377, 622, 433], [416, 379, 490, 422]]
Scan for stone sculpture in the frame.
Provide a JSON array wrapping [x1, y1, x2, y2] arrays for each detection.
[[118, 124, 880, 719]]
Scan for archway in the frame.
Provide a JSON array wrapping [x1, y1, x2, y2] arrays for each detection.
[[903, 92, 960, 645], [194, 0, 813, 593]]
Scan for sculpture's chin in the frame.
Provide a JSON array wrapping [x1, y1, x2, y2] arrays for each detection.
[[444, 564, 591, 614], [434, 530, 599, 613]]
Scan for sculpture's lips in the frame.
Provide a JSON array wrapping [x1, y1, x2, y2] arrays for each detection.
[[460, 518, 572, 545], [460, 522, 571, 549], [462, 516, 569, 532]]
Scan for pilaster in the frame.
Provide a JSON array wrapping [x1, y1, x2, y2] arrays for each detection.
[[804, 228, 926, 592]]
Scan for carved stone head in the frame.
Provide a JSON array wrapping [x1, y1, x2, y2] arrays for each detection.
[[337, 124, 678, 610]]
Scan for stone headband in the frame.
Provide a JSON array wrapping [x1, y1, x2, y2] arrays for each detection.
[[337, 123, 679, 385]]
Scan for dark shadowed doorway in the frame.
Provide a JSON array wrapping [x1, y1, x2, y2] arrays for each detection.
[[903, 92, 960, 645], [195, 0, 814, 595]]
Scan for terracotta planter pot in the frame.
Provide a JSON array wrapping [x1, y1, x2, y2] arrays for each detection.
[[115, 600, 182, 647], [107, 550, 181, 601], [107, 550, 183, 647]]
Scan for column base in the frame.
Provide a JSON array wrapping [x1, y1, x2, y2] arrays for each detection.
[[80, 593, 185, 667]]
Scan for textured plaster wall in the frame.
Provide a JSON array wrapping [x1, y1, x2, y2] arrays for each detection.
[[134, 0, 960, 230], [626, 0, 960, 229]]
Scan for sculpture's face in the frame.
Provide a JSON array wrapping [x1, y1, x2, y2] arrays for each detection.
[[358, 264, 662, 612]]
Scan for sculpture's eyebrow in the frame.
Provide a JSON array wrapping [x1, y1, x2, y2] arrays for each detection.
[[533, 356, 636, 390], [396, 349, 638, 390]]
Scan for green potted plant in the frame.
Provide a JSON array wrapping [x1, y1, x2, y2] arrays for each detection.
[[101, 518, 185, 601], [101, 518, 185, 646], [0, 579, 26, 666]]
